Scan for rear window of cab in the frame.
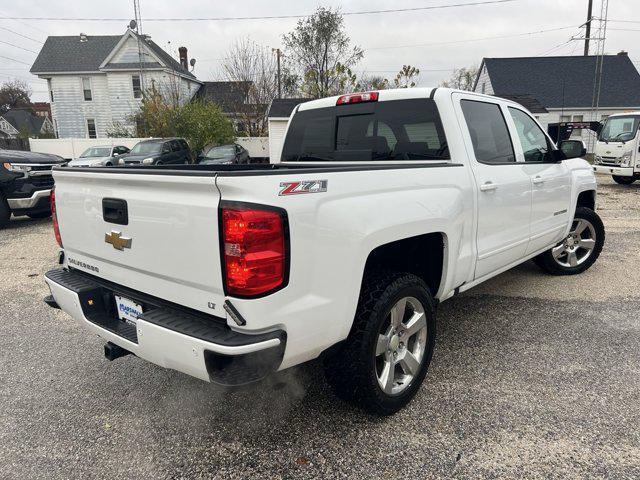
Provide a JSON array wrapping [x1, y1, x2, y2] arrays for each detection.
[[281, 99, 449, 162]]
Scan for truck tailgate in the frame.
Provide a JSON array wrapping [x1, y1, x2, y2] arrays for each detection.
[[53, 169, 225, 317]]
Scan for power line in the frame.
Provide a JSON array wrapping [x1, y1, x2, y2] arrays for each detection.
[[607, 27, 640, 32], [0, 53, 30, 65], [536, 26, 584, 56], [365, 25, 576, 51], [0, 0, 518, 22], [0, 25, 44, 43], [0, 39, 38, 53], [0, 8, 49, 35], [606, 19, 640, 24]]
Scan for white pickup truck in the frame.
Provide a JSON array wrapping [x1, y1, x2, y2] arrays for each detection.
[[44, 88, 604, 415]]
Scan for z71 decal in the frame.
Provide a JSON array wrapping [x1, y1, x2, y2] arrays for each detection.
[[279, 180, 328, 196]]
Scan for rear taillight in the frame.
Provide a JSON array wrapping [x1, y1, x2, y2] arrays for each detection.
[[336, 91, 379, 105], [50, 187, 62, 247], [221, 202, 288, 298]]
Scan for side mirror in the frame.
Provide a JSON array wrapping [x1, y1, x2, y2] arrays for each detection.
[[113, 152, 119, 157], [559, 139, 586, 160]]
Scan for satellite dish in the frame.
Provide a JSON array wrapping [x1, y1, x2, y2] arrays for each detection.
[[129, 19, 137, 30], [190, 58, 196, 67]]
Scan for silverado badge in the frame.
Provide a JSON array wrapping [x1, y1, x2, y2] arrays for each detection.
[[105, 231, 132, 250]]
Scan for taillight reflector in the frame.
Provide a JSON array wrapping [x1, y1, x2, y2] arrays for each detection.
[[336, 91, 379, 105], [221, 203, 288, 297], [50, 187, 62, 247]]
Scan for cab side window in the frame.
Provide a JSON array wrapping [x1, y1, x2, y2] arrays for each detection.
[[461, 100, 515, 164], [508, 107, 552, 163]]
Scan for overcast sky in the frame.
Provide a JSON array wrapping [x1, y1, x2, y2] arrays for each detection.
[[1, 0, 638, 102]]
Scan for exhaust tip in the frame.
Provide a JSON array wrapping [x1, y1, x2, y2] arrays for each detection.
[[104, 342, 131, 361]]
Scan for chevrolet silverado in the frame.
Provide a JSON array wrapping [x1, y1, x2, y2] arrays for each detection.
[[44, 88, 604, 414]]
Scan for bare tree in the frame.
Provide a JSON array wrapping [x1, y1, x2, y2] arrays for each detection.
[[358, 75, 390, 91], [394, 65, 420, 88], [440, 66, 479, 91], [222, 38, 279, 136], [283, 7, 364, 98]]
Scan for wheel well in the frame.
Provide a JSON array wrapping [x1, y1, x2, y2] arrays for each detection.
[[362, 232, 445, 296], [577, 190, 595, 211]]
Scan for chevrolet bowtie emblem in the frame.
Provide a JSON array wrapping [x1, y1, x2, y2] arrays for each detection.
[[105, 231, 132, 250]]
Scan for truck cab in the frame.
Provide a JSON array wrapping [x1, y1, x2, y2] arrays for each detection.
[[593, 112, 640, 185]]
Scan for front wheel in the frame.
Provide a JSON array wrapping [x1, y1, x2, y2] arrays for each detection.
[[324, 273, 436, 415], [612, 175, 636, 185], [533, 207, 605, 275]]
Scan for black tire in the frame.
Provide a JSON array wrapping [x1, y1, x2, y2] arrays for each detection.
[[533, 207, 605, 275], [27, 210, 52, 219], [0, 193, 9, 228], [612, 175, 636, 185], [323, 272, 436, 415]]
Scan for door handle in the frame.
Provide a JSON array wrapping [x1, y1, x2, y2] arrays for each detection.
[[479, 181, 498, 192], [533, 176, 545, 185]]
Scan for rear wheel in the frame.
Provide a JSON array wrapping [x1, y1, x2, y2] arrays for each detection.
[[0, 193, 9, 228], [533, 207, 604, 275], [324, 272, 436, 415], [612, 175, 636, 185]]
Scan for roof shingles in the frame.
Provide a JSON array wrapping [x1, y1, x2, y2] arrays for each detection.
[[482, 55, 640, 109], [30, 31, 196, 80], [1, 109, 46, 135]]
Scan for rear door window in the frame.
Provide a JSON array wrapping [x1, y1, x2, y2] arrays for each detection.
[[460, 100, 515, 164], [282, 99, 449, 162]]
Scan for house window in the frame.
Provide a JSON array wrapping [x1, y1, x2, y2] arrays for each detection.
[[560, 115, 571, 123], [53, 119, 58, 138], [86, 118, 97, 138], [132, 75, 142, 99], [481, 82, 486, 94], [82, 77, 92, 101], [47, 79, 54, 102]]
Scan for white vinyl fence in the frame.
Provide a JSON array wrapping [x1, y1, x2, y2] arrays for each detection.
[[29, 138, 149, 160], [235, 137, 269, 159], [30, 137, 271, 160]]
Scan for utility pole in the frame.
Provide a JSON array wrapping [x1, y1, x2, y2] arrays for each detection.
[[584, 0, 593, 56], [273, 48, 282, 98]]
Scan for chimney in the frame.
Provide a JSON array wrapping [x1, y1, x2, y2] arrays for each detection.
[[178, 47, 188, 70], [617, 50, 628, 56]]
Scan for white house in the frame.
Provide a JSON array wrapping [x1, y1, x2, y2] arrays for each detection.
[[30, 29, 202, 139], [473, 53, 640, 147], [266, 97, 308, 162]]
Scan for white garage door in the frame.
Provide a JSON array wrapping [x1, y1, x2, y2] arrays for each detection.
[[268, 119, 288, 163]]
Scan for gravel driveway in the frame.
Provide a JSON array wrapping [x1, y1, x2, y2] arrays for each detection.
[[1, 175, 638, 479]]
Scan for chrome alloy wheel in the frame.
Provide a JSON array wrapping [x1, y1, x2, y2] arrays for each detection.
[[552, 218, 597, 268], [375, 296, 428, 395]]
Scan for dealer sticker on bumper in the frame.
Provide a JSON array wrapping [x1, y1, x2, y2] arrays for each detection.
[[115, 295, 143, 326]]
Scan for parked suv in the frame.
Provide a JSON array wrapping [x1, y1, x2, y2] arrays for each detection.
[[0, 149, 65, 227], [119, 138, 191, 166]]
